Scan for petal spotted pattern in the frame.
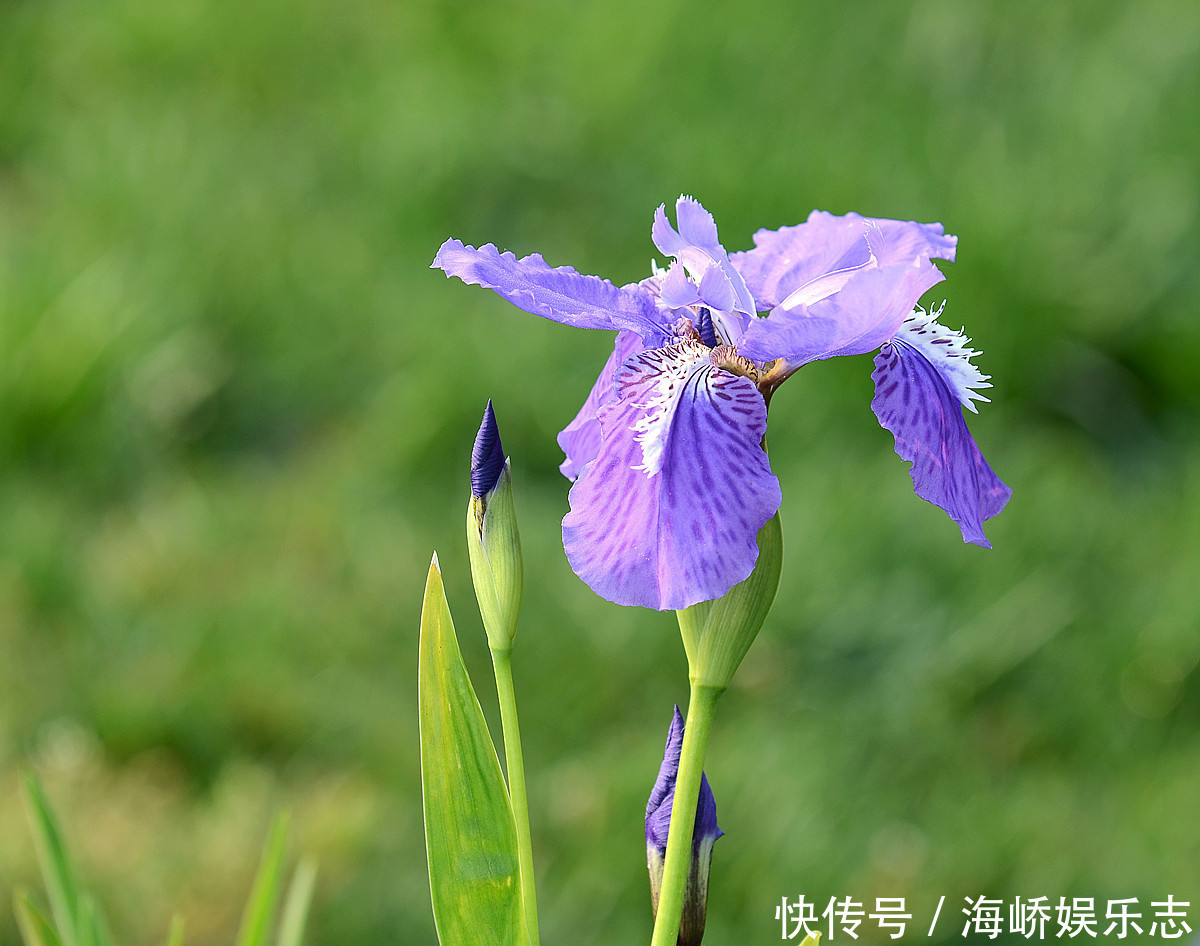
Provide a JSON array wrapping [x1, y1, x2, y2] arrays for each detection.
[[871, 341, 1011, 546], [557, 330, 645, 480], [563, 342, 781, 610]]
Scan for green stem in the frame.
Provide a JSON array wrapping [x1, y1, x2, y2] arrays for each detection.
[[649, 682, 722, 946], [490, 647, 540, 946]]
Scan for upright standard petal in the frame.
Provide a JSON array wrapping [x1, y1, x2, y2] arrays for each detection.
[[737, 258, 947, 369], [562, 342, 782, 611], [557, 330, 645, 480], [652, 197, 757, 339], [432, 239, 668, 343], [730, 211, 957, 310], [870, 315, 1011, 546]]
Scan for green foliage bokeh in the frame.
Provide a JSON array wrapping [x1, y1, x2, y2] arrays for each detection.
[[2, 0, 1199, 943]]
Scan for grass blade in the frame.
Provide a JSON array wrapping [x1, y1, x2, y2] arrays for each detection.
[[21, 773, 81, 946], [275, 857, 317, 946], [74, 899, 95, 946], [79, 896, 115, 946], [164, 915, 186, 946], [419, 553, 526, 946], [13, 890, 65, 946], [234, 811, 290, 946]]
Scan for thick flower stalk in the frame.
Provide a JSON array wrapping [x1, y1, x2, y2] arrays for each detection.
[[433, 197, 1010, 612]]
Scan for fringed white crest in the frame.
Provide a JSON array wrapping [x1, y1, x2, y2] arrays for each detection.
[[893, 303, 992, 412]]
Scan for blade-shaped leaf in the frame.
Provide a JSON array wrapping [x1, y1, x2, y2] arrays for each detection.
[[234, 811, 290, 946], [21, 773, 81, 946], [164, 915, 186, 946], [276, 857, 317, 946], [80, 896, 114, 946], [14, 890, 64, 946], [419, 553, 526, 946], [75, 899, 96, 946]]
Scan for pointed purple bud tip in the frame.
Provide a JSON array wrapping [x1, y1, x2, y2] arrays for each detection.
[[646, 706, 723, 854], [471, 399, 507, 497], [696, 306, 718, 348]]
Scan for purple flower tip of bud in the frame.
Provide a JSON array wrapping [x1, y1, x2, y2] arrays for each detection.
[[646, 706, 722, 854], [471, 399, 507, 497]]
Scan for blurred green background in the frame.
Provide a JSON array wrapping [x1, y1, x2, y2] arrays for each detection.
[[2, 0, 1198, 943]]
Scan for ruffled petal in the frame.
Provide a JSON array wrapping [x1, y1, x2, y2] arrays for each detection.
[[892, 304, 992, 412], [432, 239, 667, 343], [730, 211, 957, 310], [557, 330, 645, 480], [870, 340, 1011, 547], [652, 197, 757, 334], [562, 341, 781, 611], [658, 261, 701, 309], [737, 259, 946, 368]]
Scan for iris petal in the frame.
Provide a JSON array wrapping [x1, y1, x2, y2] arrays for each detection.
[[557, 330, 645, 480], [731, 211, 957, 310], [738, 259, 947, 369], [658, 262, 702, 309], [652, 198, 757, 333], [871, 341, 1011, 546], [432, 239, 668, 343], [562, 342, 781, 610]]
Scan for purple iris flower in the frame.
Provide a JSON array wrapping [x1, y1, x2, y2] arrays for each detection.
[[433, 197, 1010, 611]]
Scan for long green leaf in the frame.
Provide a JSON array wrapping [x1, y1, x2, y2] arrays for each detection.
[[234, 811, 290, 946], [21, 773, 81, 946], [13, 890, 64, 946], [74, 899, 95, 946], [419, 553, 526, 946], [276, 857, 317, 946], [77, 895, 114, 946], [164, 915, 186, 946]]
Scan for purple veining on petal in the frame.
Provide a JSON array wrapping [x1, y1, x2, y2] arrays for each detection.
[[471, 399, 506, 497], [730, 211, 956, 310], [646, 706, 722, 855], [892, 305, 992, 412], [432, 239, 668, 343], [557, 330, 645, 480], [562, 341, 781, 611], [738, 259, 947, 369], [871, 341, 1011, 546]]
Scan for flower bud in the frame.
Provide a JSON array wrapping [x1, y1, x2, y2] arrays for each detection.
[[677, 512, 782, 692], [646, 706, 723, 946], [467, 400, 523, 651]]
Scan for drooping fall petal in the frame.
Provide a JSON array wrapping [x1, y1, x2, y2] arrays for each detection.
[[557, 330, 645, 479], [870, 329, 1011, 546], [562, 342, 781, 611]]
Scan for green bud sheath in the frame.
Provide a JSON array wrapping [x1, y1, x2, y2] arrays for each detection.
[[677, 512, 783, 691], [467, 460, 524, 651]]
